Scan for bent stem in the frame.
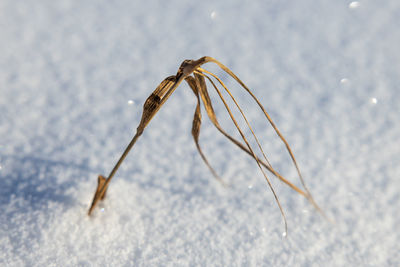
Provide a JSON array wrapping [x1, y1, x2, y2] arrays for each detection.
[[88, 56, 326, 229], [88, 58, 208, 215]]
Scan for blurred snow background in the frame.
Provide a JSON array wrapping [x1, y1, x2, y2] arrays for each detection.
[[1, 0, 399, 266]]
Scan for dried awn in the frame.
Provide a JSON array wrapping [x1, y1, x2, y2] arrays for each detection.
[[87, 56, 324, 233]]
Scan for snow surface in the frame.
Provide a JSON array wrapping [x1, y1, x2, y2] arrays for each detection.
[[1, 0, 399, 266]]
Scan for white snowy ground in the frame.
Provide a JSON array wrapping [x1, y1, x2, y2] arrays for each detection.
[[1, 0, 399, 266]]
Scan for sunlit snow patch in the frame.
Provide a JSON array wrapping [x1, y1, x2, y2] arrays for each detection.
[[349, 2, 360, 9], [340, 78, 349, 84]]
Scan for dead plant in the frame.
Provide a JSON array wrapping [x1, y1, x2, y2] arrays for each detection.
[[88, 56, 324, 234]]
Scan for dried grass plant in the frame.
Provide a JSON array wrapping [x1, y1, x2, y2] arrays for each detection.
[[88, 57, 324, 234]]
